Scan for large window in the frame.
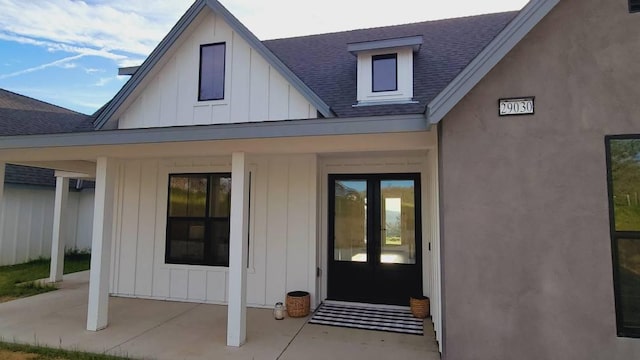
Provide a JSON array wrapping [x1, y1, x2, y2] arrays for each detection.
[[372, 53, 397, 92], [166, 173, 231, 266], [198, 43, 225, 101], [606, 136, 640, 337]]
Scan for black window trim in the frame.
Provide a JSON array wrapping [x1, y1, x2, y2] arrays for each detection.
[[605, 134, 640, 338], [371, 53, 398, 93], [198, 42, 226, 102], [165, 172, 232, 267], [630, 0, 640, 13]]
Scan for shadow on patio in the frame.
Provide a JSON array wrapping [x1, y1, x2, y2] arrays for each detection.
[[0, 271, 440, 360]]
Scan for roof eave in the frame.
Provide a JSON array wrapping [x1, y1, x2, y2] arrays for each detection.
[[425, 0, 560, 124], [0, 114, 428, 151]]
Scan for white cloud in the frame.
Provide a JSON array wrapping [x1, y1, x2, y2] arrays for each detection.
[[84, 67, 105, 74], [0, 54, 84, 80], [59, 62, 77, 69]]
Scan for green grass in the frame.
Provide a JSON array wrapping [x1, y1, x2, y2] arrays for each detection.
[[0, 340, 131, 359], [0, 252, 91, 302], [614, 205, 640, 231]]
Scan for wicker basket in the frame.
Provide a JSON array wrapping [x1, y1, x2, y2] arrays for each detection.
[[286, 291, 310, 318], [410, 296, 430, 319]]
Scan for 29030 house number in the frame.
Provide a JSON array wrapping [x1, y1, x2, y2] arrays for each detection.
[[499, 97, 534, 116]]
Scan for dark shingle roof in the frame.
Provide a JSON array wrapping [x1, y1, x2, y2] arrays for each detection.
[[0, 89, 95, 188], [264, 11, 518, 118], [0, 89, 94, 135]]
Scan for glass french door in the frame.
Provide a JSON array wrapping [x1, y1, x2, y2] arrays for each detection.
[[328, 174, 422, 305]]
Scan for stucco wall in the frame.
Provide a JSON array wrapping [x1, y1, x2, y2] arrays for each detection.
[[440, 0, 640, 359]]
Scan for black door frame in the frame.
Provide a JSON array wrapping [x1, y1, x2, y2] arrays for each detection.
[[327, 173, 423, 305]]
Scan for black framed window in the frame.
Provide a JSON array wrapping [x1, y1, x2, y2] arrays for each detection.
[[166, 173, 231, 266], [606, 136, 640, 337], [631, 0, 640, 13], [198, 43, 225, 101], [372, 53, 397, 92]]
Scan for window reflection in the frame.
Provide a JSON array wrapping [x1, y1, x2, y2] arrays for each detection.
[[334, 180, 367, 262]]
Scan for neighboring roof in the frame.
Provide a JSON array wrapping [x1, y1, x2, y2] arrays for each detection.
[[0, 89, 94, 135], [0, 88, 94, 188], [94, 0, 334, 129], [264, 11, 518, 119]]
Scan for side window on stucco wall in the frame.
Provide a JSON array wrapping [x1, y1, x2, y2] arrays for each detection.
[[606, 136, 640, 337]]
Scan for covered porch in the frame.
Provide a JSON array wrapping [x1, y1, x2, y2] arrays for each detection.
[[0, 117, 441, 349], [0, 271, 439, 359]]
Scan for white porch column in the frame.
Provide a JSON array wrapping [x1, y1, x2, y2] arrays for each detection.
[[87, 157, 117, 331], [227, 152, 249, 347], [49, 176, 69, 282]]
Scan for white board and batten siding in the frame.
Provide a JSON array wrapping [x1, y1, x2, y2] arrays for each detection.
[[117, 9, 317, 129], [109, 155, 318, 308], [0, 185, 94, 266]]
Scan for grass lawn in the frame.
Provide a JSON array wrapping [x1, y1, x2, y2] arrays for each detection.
[[0, 253, 90, 303], [0, 341, 130, 359]]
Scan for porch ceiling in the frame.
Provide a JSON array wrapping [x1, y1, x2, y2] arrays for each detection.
[[0, 131, 436, 163]]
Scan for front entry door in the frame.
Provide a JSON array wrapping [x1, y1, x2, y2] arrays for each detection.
[[328, 174, 422, 305]]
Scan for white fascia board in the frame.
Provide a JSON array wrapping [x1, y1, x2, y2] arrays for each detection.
[[426, 0, 560, 124], [0, 114, 430, 150], [347, 35, 423, 54]]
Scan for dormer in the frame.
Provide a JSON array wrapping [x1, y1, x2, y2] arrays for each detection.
[[348, 35, 422, 106]]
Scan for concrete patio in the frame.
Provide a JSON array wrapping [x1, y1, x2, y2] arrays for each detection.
[[0, 271, 440, 359]]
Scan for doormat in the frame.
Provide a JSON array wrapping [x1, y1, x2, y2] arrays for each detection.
[[308, 301, 424, 335]]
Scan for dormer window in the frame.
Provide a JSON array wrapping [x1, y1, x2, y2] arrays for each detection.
[[372, 54, 398, 92], [348, 36, 422, 106]]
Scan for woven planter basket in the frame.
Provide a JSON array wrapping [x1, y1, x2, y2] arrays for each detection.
[[410, 296, 430, 319], [286, 291, 310, 318]]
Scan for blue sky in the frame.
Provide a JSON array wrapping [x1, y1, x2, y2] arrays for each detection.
[[0, 0, 527, 115]]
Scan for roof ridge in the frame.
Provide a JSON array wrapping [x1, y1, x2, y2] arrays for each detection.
[[262, 10, 521, 42], [0, 88, 87, 115]]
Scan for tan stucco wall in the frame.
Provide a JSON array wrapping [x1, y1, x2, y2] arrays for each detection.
[[440, 0, 640, 359]]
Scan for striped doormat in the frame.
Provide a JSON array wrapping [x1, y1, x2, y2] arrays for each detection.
[[308, 301, 424, 335]]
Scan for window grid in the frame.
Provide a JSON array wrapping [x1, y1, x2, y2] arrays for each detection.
[[606, 135, 640, 338]]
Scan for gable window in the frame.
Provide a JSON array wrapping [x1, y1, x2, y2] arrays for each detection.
[[631, 0, 640, 13], [166, 173, 231, 266], [606, 136, 640, 337], [199, 43, 226, 101], [372, 54, 398, 92]]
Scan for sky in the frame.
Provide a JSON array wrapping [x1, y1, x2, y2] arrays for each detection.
[[0, 0, 529, 115]]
